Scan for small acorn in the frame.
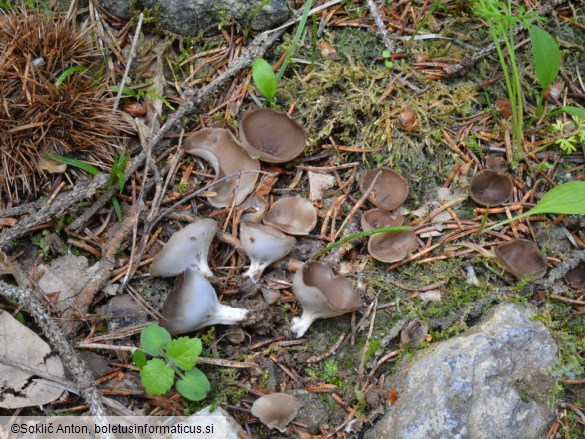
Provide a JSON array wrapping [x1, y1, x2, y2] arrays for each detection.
[[495, 98, 512, 119], [398, 109, 418, 132]]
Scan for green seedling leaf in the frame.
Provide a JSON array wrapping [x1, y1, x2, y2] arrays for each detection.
[[482, 181, 585, 233], [43, 153, 100, 176], [559, 106, 585, 119], [132, 349, 147, 369], [111, 197, 123, 222], [109, 85, 139, 99], [252, 58, 277, 104], [176, 368, 210, 401], [166, 337, 202, 370], [140, 323, 172, 356], [55, 65, 87, 87], [529, 25, 560, 90], [140, 358, 175, 395]]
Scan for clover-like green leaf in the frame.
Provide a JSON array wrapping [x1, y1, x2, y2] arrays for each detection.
[[176, 368, 210, 401], [140, 324, 171, 356], [166, 337, 202, 371], [140, 359, 175, 395]]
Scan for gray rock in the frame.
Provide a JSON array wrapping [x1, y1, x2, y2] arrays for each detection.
[[291, 389, 338, 434], [367, 303, 558, 439], [97, 0, 290, 35]]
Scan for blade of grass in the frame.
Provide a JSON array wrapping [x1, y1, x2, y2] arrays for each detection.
[[43, 153, 100, 176], [276, 0, 313, 82]]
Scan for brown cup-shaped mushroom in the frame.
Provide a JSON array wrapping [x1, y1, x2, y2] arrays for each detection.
[[361, 209, 403, 232], [564, 261, 585, 288], [495, 239, 547, 280], [251, 393, 301, 432], [239, 108, 307, 163], [469, 169, 513, 206], [263, 197, 317, 235], [240, 222, 296, 283], [400, 318, 429, 347], [160, 268, 250, 334], [184, 128, 260, 208], [150, 218, 217, 278], [291, 261, 361, 337], [368, 229, 418, 263], [359, 168, 409, 211]]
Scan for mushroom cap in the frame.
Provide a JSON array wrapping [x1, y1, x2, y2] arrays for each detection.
[[184, 128, 260, 208], [469, 169, 513, 206], [160, 268, 249, 334], [359, 168, 409, 211], [361, 209, 403, 232], [495, 239, 547, 280], [367, 230, 418, 263], [239, 108, 307, 163], [564, 261, 585, 288], [263, 196, 317, 235], [293, 261, 361, 315], [251, 393, 301, 432], [485, 155, 508, 173], [150, 219, 217, 277], [400, 318, 429, 347]]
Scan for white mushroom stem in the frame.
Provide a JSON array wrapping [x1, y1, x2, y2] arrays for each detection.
[[291, 313, 321, 338], [243, 260, 271, 284]]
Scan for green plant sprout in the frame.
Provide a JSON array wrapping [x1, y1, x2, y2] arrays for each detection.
[[549, 116, 585, 155], [481, 181, 585, 233], [382, 50, 393, 68], [473, 0, 543, 158], [528, 25, 560, 118], [109, 85, 175, 110], [46, 151, 129, 222], [132, 324, 210, 402], [251, 0, 313, 106], [251, 58, 277, 106]]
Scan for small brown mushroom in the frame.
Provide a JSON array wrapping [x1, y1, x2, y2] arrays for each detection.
[[564, 261, 585, 288], [251, 393, 301, 432], [160, 268, 250, 334], [184, 128, 260, 208], [485, 155, 508, 173], [361, 209, 403, 232], [240, 222, 296, 283], [150, 218, 217, 278], [469, 169, 513, 206], [400, 318, 429, 347], [368, 230, 418, 263], [359, 168, 409, 211], [291, 261, 361, 337], [263, 196, 317, 235], [239, 108, 307, 163], [495, 239, 547, 280]]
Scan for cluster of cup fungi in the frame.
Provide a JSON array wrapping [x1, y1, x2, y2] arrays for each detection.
[[147, 106, 585, 431]]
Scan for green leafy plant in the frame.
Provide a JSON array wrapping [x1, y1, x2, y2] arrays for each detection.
[[382, 50, 393, 68], [528, 25, 561, 118], [109, 85, 175, 110], [251, 0, 313, 106], [481, 181, 585, 233], [473, 0, 542, 157], [46, 151, 129, 222], [133, 324, 211, 402], [251, 58, 277, 106]]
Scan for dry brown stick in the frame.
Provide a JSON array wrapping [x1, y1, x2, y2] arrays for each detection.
[[365, 0, 394, 53], [0, 280, 110, 427], [0, 174, 108, 249], [444, 0, 567, 77]]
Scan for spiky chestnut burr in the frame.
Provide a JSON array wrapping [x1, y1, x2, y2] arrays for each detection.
[[0, 7, 127, 202]]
